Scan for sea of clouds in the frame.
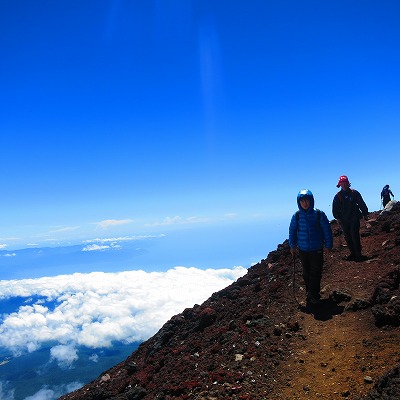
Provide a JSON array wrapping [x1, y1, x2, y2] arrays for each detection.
[[0, 225, 265, 399], [0, 265, 247, 399], [0, 266, 247, 365]]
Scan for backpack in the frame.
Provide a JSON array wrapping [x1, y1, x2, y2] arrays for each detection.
[[382, 186, 390, 197]]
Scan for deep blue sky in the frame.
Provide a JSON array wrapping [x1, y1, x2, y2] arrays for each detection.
[[1, 1, 399, 250], [1, 5, 400, 396]]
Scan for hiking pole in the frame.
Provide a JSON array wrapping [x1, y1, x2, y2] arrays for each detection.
[[292, 254, 302, 308]]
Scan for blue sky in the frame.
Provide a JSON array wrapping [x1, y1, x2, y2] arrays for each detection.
[[1, 3, 400, 398], [1, 0, 400, 250]]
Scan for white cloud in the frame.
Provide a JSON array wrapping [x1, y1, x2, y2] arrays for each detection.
[[223, 213, 237, 219], [94, 219, 134, 229], [0, 266, 247, 364], [147, 215, 209, 226], [43, 239, 63, 244], [22, 382, 82, 400], [0, 381, 15, 400], [0, 244, 8, 249], [50, 344, 78, 368], [49, 226, 80, 234], [82, 234, 164, 244], [146, 213, 241, 227], [24, 389, 55, 400], [81, 244, 110, 252]]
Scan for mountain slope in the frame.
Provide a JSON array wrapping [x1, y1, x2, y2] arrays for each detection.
[[60, 204, 400, 400]]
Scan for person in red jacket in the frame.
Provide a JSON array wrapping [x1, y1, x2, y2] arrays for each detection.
[[332, 175, 369, 262]]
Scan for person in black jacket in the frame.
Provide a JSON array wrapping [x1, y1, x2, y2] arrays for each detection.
[[381, 185, 394, 208], [332, 175, 369, 262]]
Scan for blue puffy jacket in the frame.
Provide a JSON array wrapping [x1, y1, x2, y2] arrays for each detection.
[[289, 190, 333, 252]]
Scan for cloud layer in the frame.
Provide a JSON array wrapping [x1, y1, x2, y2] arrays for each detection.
[[0, 266, 246, 366]]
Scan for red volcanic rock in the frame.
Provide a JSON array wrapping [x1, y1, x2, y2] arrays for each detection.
[[60, 204, 400, 400], [198, 307, 217, 331]]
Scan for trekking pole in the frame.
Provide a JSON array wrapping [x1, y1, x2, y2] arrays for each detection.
[[292, 254, 302, 307]]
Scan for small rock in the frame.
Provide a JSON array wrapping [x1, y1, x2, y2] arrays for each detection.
[[198, 307, 217, 330], [330, 290, 352, 303], [364, 376, 373, 384], [273, 326, 282, 336], [287, 320, 300, 332], [126, 361, 138, 373], [345, 298, 370, 311], [228, 320, 237, 330]]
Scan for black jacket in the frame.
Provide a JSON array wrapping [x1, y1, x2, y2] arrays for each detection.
[[332, 188, 368, 222]]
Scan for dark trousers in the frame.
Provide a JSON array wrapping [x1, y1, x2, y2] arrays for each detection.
[[298, 249, 324, 300], [383, 196, 391, 207], [341, 218, 362, 257]]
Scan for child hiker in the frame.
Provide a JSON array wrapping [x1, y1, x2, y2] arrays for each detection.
[[289, 189, 333, 306]]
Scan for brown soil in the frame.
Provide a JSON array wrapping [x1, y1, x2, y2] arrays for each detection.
[[60, 205, 400, 400]]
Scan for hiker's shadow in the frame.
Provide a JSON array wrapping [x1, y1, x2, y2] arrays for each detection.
[[302, 298, 345, 321]]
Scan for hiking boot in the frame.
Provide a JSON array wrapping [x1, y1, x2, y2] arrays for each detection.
[[355, 255, 368, 262], [344, 254, 356, 261], [306, 293, 321, 306], [310, 297, 321, 305], [306, 297, 321, 307]]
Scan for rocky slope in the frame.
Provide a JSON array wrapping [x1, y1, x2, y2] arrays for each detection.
[[60, 203, 400, 400]]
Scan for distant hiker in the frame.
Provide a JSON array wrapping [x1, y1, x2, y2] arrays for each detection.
[[332, 175, 369, 262], [289, 189, 333, 306], [381, 184, 394, 208]]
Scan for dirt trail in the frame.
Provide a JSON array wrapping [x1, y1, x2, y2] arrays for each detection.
[[278, 307, 399, 399], [276, 217, 400, 400]]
